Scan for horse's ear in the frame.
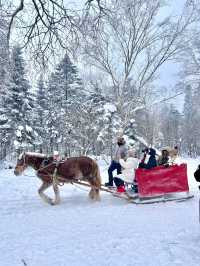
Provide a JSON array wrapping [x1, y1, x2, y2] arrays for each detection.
[[19, 151, 25, 160]]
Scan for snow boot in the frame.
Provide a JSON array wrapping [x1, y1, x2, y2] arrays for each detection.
[[117, 185, 126, 193], [105, 182, 114, 188]]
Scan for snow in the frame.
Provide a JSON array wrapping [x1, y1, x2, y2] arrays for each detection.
[[25, 152, 47, 158], [25, 125, 32, 132], [16, 129, 22, 138], [13, 140, 20, 148], [18, 125, 24, 131], [0, 157, 200, 266], [0, 114, 8, 122], [104, 103, 117, 114]]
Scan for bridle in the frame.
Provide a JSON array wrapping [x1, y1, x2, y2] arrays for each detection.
[[17, 153, 62, 183]]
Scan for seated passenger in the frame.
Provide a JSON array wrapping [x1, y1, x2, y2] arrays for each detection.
[[158, 149, 169, 166], [162, 146, 178, 163], [113, 149, 139, 193], [169, 146, 178, 163], [139, 148, 157, 169]]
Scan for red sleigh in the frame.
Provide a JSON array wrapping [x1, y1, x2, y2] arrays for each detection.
[[133, 164, 193, 203]]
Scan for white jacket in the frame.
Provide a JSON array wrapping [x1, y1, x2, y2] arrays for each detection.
[[117, 157, 139, 183]]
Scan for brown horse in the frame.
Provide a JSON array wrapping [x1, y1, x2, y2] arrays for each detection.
[[14, 152, 101, 205]]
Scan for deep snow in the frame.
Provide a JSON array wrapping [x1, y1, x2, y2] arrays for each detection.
[[0, 157, 200, 266]]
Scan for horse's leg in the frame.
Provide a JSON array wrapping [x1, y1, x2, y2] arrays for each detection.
[[38, 182, 53, 205], [52, 181, 61, 205], [93, 163, 101, 201], [88, 187, 96, 200], [88, 178, 101, 201], [94, 187, 101, 201]]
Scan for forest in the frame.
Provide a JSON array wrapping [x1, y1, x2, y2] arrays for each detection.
[[0, 0, 200, 159]]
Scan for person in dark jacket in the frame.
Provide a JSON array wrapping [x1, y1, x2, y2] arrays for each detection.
[[157, 149, 169, 166], [139, 148, 157, 169]]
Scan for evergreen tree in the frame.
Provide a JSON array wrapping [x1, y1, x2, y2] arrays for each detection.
[[0, 9, 10, 159], [182, 85, 195, 156], [0, 9, 9, 94], [190, 83, 200, 156], [5, 46, 35, 152], [166, 104, 181, 146], [46, 53, 87, 154], [33, 74, 49, 152]]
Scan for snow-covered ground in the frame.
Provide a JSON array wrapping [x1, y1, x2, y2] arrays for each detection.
[[0, 157, 200, 266]]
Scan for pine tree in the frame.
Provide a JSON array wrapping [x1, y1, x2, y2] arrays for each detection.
[[33, 74, 49, 152], [0, 9, 10, 159], [5, 46, 35, 152], [166, 104, 181, 146], [46, 53, 87, 154], [0, 8, 9, 94], [190, 83, 200, 156], [182, 85, 195, 156]]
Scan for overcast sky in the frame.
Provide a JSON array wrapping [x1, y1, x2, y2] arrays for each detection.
[[155, 0, 185, 111]]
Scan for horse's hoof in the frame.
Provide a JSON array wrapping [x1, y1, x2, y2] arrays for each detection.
[[50, 200, 60, 206], [96, 196, 101, 201]]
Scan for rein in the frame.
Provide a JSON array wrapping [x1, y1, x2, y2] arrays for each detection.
[[37, 160, 67, 186], [37, 160, 55, 172]]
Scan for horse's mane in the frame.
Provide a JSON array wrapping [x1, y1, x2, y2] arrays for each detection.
[[22, 152, 47, 158]]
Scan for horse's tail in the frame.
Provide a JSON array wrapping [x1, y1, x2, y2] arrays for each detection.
[[93, 160, 101, 188], [89, 160, 101, 201]]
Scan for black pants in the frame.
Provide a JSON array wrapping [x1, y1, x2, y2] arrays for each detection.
[[113, 177, 124, 188], [107, 160, 122, 185]]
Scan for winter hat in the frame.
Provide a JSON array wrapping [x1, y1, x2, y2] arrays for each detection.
[[149, 148, 156, 156], [117, 137, 125, 145], [161, 149, 169, 156]]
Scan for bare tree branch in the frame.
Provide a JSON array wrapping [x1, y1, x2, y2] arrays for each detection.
[[7, 0, 24, 42]]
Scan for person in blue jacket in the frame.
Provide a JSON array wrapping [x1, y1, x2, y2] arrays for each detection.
[[139, 148, 157, 169]]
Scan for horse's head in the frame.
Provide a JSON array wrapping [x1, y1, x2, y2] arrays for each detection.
[[14, 152, 53, 176], [14, 152, 28, 176]]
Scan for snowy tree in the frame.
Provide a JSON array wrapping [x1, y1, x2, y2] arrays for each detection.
[[33, 74, 49, 152], [0, 9, 10, 159], [72, 92, 112, 156], [82, 0, 195, 133], [182, 85, 196, 156], [45, 53, 87, 154], [160, 104, 181, 147], [0, 8, 9, 95], [5, 46, 35, 153]]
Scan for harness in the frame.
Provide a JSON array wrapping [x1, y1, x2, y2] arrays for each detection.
[[37, 159, 66, 186]]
